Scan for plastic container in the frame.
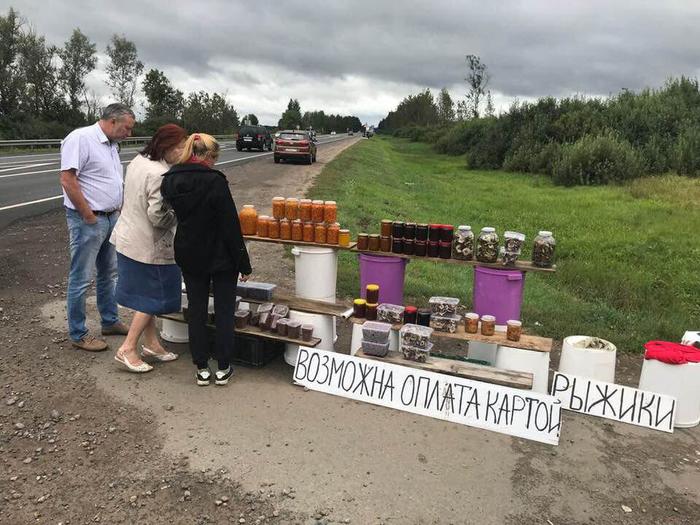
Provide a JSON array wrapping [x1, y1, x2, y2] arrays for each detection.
[[404, 223, 416, 240], [301, 324, 314, 342], [365, 303, 378, 320], [368, 234, 380, 251], [256, 215, 270, 237], [160, 318, 189, 343], [380, 220, 393, 237], [291, 219, 303, 241], [291, 246, 338, 302], [311, 200, 325, 223], [404, 306, 417, 325], [416, 224, 429, 241], [272, 197, 285, 219], [429, 296, 460, 316], [639, 359, 700, 428], [472, 266, 526, 326], [299, 199, 313, 222], [339, 229, 350, 247], [357, 233, 369, 251], [353, 298, 367, 318], [495, 345, 551, 393], [402, 342, 433, 363], [240, 282, 276, 301], [476, 227, 499, 263], [430, 314, 461, 333], [464, 312, 479, 334], [416, 309, 431, 327], [323, 201, 337, 223], [359, 254, 409, 306], [361, 339, 390, 357], [480, 315, 496, 336], [229, 332, 284, 367], [362, 320, 392, 343], [400, 324, 433, 349], [391, 238, 403, 254], [377, 303, 405, 324], [533, 231, 556, 268], [239, 205, 258, 235], [287, 320, 302, 339], [234, 310, 250, 329], [303, 222, 314, 242], [453, 225, 474, 260], [285, 198, 299, 220], [327, 223, 340, 245], [248, 310, 260, 326], [272, 304, 289, 317], [267, 218, 280, 239], [314, 223, 327, 244], [276, 318, 288, 336], [506, 320, 522, 341], [279, 218, 292, 240], [559, 335, 617, 383], [380, 236, 392, 252]]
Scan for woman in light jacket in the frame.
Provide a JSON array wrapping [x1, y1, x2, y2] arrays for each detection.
[[110, 124, 188, 372]]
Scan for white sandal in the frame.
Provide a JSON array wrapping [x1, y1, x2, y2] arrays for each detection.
[[141, 345, 178, 362], [115, 351, 154, 373]]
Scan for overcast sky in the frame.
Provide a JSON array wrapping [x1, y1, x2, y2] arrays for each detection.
[[9, 0, 700, 126]]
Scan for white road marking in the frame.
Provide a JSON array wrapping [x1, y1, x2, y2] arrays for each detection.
[[0, 195, 63, 211], [0, 162, 54, 173]]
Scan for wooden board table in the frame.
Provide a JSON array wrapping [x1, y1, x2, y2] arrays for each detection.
[[355, 350, 533, 390], [242, 291, 354, 319], [243, 234, 356, 251]]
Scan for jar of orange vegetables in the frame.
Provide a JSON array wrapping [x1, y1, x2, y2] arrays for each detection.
[[239, 205, 257, 235]]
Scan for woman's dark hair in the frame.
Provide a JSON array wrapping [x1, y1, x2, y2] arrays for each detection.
[[141, 124, 187, 161]]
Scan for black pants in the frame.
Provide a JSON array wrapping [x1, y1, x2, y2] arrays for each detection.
[[183, 269, 238, 368]]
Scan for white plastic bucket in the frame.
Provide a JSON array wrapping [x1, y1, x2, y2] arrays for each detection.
[[291, 246, 338, 302], [284, 310, 337, 366], [639, 359, 700, 428], [350, 323, 363, 356], [160, 318, 189, 343], [495, 346, 550, 393], [559, 335, 617, 383]]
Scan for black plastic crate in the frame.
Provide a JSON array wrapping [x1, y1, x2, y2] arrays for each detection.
[[205, 326, 283, 367]]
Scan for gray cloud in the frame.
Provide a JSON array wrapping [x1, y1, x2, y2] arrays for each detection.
[[9, 0, 700, 124]]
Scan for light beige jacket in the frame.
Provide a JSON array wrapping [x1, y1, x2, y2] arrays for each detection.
[[110, 154, 177, 265]]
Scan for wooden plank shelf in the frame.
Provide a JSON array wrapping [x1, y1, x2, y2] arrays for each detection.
[[159, 312, 322, 347], [349, 247, 556, 273], [355, 350, 533, 390], [243, 235, 356, 251], [238, 291, 354, 318], [350, 317, 552, 353]]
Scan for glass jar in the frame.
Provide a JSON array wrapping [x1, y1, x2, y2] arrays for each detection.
[[507, 320, 522, 342], [365, 303, 378, 321], [256, 215, 270, 237], [311, 200, 325, 223], [532, 230, 556, 268], [480, 315, 496, 336], [279, 218, 292, 240], [353, 298, 367, 318], [314, 223, 327, 244], [465, 312, 479, 334], [368, 234, 380, 251], [291, 219, 303, 241], [392, 221, 404, 239], [323, 201, 337, 223], [338, 229, 350, 247], [392, 238, 403, 254], [272, 197, 285, 219], [285, 198, 299, 220], [380, 236, 392, 252], [365, 284, 379, 304], [502, 231, 525, 266], [416, 308, 431, 327], [267, 218, 280, 239], [453, 225, 474, 260], [427, 241, 439, 258], [239, 205, 258, 235], [476, 227, 499, 263], [440, 225, 454, 242], [302, 221, 314, 242], [414, 240, 427, 257], [438, 241, 452, 259], [428, 224, 441, 242], [380, 220, 393, 237], [299, 199, 313, 222], [416, 224, 429, 241], [403, 238, 415, 255], [357, 233, 369, 251], [327, 223, 340, 244]]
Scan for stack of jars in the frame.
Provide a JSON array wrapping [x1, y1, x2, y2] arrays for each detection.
[[252, 197, 351, 247], [356, 221, 454, 259]]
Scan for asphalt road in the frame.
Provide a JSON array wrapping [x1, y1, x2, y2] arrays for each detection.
[[0, 133, 352, 230]]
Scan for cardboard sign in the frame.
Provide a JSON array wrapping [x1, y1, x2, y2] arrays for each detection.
[[551, 372, 676, 433], [294, 348, 561, 445]]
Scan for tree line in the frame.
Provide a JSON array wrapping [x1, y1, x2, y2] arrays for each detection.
[[0, 7, 362, 139], [378, 56, 700, 185]]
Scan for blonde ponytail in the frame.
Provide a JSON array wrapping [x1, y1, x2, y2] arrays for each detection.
[[177, 133, 220, 164]]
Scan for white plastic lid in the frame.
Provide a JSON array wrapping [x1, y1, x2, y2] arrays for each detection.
[[272, 196, 284, 201], [504, 231, 525, 241], [538, 230, 553, 237], [481, 227, 496, 233], [506, 320, 522, 327], [465, 312, 479, 320], [243, 204, 255, 208], [481, 315, 496, 322], [458, 225, 472, 231]]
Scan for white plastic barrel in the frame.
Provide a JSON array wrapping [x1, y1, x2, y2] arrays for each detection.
[[639, 360, 700, 428], [160, 318, 189, 343], [284, 310, 337, 366], [495, 346, 550, 393], [559, 335, 616, 383], [291, 246, 338, 303]]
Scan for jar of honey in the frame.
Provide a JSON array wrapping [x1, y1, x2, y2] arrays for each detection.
[[414, 241, 427, 257], [357, 233, 369, 251], [338, 229, 351, 247], [291, 219, 303, 241], [314, 223, 327, 244], [392, 238, 403, 254], [324, 201, 337, 223], [429, 224, 441, 242], [427, 241, 439, 257], [256, 215, 270, 237], [311, 200, 325, 223], [279, 218, 292, 240], [239, 205, 258, 235], [403, 238, 415, 255], [392, 221, 404, 239], [285, 198, 299, 220], [404, 223, 416, 239], [366, 284, 379, 304], [302, 222, 314, 242], [299, 199, 313, 221], [268, 218, 280, 239], [327, 223, 340, 244], [380, 236, 392, 252], [368, 234, 380, 251], [416, 224, 429, 241], [353, 298, 367, 318], [438, 241, 452, 259], [272, 197, 285, 219], [380, 220, 393, 237], [480, 315, 496, 336], [365, 303, 378, 321]]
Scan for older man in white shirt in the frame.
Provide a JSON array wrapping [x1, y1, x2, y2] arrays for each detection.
[[60, 103, 135, 351]]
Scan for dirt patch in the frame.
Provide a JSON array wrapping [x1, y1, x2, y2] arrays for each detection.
[[1, 137, 700, 524]]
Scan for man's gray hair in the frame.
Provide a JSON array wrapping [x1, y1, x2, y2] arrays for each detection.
[[100, 103, 135, 121]]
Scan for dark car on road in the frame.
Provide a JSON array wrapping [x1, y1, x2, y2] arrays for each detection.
[[274, 130, 317, 164], [236, 125, 273, 151]]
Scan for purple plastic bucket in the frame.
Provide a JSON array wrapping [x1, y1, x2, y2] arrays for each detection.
[[472, 266, 525, 325], [358, 254, 409, 305]]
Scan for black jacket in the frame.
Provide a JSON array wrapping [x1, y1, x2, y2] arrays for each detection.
[[161, 163, 252, 275]]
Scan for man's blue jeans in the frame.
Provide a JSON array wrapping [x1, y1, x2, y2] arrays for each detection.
[[65, 208, 119, 341]]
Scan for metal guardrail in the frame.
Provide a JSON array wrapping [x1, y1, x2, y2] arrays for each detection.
[[0, 135, 235, 149]]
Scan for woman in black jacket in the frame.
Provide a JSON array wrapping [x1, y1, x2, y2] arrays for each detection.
[[161, 133, 252, 386]]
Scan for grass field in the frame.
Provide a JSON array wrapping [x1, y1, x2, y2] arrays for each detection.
[[307, 136, 700, 352]]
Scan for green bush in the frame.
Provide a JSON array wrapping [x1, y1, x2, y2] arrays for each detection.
[[553, 133, 643, 186], [674, 125, 700, 177]]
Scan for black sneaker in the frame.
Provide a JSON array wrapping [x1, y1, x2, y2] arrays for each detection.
[[215, 366, 233, 385], [196, 368, 212, 386]]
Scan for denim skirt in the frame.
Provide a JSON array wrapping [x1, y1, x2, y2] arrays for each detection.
[[116, 252, 182, 315]]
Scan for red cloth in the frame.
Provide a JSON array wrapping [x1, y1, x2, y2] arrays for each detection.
[[644, 340, 700, 365]]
